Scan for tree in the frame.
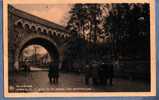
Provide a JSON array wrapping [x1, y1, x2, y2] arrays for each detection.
[[67, 4, 108, 44], [104, 4, 150, 60]]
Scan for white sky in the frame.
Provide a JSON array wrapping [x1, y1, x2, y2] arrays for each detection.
[[23, 45, 48, 57], [13, 4, 73, 26]]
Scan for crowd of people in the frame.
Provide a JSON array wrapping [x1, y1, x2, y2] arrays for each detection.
[[21, 60, 114, 86], [84, 61, 114, 86], [47, 60, 114, 86]]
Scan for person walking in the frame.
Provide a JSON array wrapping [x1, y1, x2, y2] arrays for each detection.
[[92, 62, 99, 85], [48, 62, 60, 84], [84, 64, 91, 85], [99, 63, 107, 85], [48, 62, 54, 84], [108, 62, 114, 86], [54, 63, 59, 84], [23, 62, 30, 76]]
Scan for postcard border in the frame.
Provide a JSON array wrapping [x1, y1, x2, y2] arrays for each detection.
[[3, 0, 156, 97]]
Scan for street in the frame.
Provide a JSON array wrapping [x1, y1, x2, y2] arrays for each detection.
[[10, 69, 150, 92]]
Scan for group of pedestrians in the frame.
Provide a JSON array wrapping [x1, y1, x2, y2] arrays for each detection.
[[48, 62, 59, 84], [84, 61, 114, 86], [47, 60, 114, 86]]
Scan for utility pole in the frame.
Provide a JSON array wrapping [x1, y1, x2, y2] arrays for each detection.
[[33, 46, 37, 65]]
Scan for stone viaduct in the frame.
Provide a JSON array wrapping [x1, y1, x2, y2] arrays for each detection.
[[8, 5, 72, 71]]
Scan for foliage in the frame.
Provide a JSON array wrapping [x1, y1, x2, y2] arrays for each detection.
[[104, 3, 150, 59], [67, 4, 107, 43], [66, 3, 150, 62]]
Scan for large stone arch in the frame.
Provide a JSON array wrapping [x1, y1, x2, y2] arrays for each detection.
[[14, 34, 60, 70]]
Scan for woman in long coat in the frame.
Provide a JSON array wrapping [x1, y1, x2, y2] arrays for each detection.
[[48, 63, 54, 84], [48, 63, 59, 84]]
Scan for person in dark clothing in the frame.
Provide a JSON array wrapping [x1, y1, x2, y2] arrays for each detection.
[[92, 63, 99, 85], [54, 63, 59, 84], [84, 64, 91, 85], [23, 62, 30, 76], [107, 62, 114, 86], [99, 61, 114, 86], [48, 63, 54, 84], [48, 62, 59, 84], [99, 63, 108, 85]]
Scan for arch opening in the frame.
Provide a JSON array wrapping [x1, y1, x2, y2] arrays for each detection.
[[20, 44, 52, 70], [31, 26, 36, 32], [16, 37, 60, 71], [17, 22, 23, 28], [37, 27, 42, 33], [24, 24, 30, 31]]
